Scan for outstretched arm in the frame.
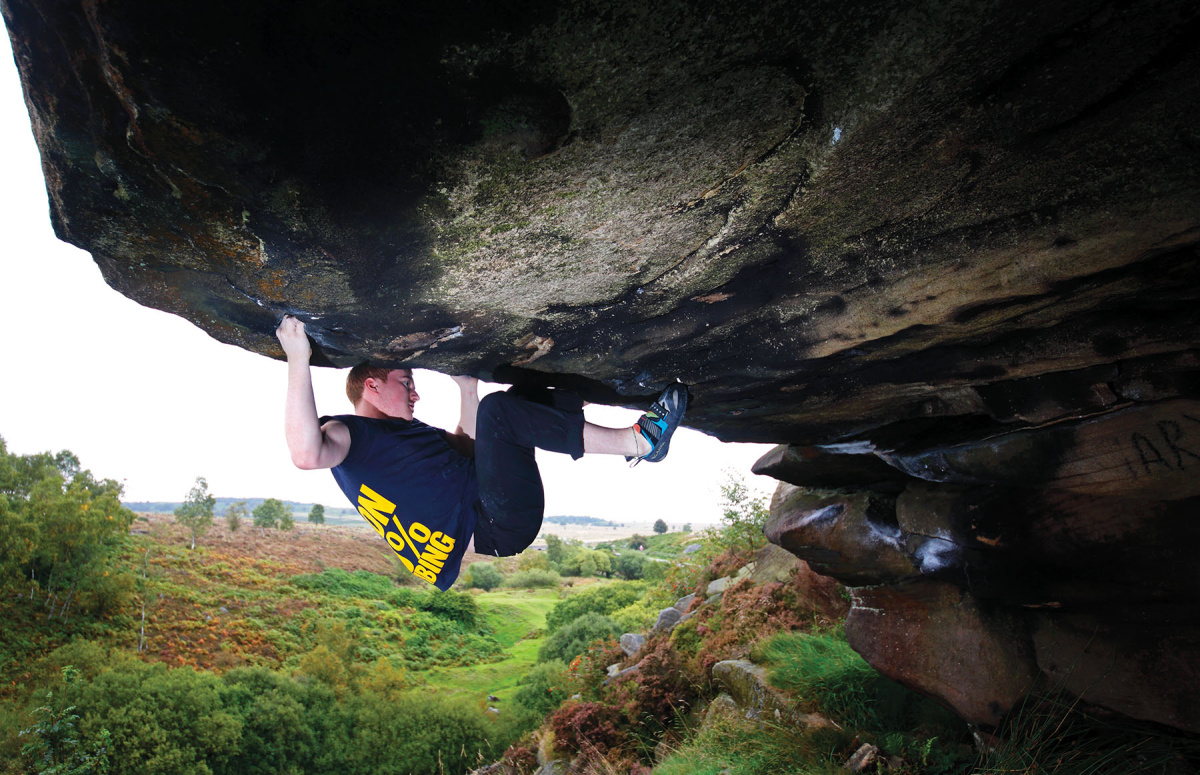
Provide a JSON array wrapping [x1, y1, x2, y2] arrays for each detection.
[[277, 316, 350, 469], [447, 375, 479, 457]]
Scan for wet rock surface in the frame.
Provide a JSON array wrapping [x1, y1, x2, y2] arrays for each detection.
[[5, 0, 1200, 736]]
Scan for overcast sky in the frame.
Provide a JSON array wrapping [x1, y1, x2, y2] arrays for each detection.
[[0, 33, 776, 525]]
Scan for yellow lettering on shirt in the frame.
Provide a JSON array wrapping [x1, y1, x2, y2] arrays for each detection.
[[353, 486, 458, 587], [429, 532, 454, 553], [356, 485, 395, 538]]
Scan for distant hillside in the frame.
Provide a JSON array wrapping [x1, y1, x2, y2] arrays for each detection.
[[124, 498, 357, 518], [543, 515, 618, 527]]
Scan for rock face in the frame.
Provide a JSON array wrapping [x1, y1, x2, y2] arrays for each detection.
[[4, 0, 1198, 439], [760, 401, 1200, 731], [4, 0, 1200, 734]]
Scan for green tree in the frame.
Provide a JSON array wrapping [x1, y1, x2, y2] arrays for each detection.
[[544, 533, 574, 565], [653, 518, 668, 534], [253, 498, 287, 529], [517, 547, 552, 571], [308, 503, 325, 524], [19, 668, 112, 775], [1, 437, 134, 619], [559, 548, 613, 578], [545, 581, 646, 632], [174, 476, 215, 550], [513, 660, 570, 715], [465, 562, 503, 591], [613, 551, 646, 580], [538, 612, 621, 663], [716, 473, 770, 551], [225, 500, 247, 533], [279, 508, 296, 531]]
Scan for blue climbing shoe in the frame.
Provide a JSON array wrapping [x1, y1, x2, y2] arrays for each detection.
[[628, 382, 689, 464]]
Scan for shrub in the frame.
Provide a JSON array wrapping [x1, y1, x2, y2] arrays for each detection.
[[538, 612, 622, 664], [545, 581, 646, 632], [613, 552, 646, 580], [548, 702, 628, 757], [68, 661, 242, 775], [503, 568, 562, 589], [513, 660, 570, 716], [558, 548, 613, 578], [293, 568, 396, 600], [345, 691, 501, 775], [421, 589, 479, 628], [516, 548, 552, 572], [622, 636, 698, 725], [465, 562, 504, 591]]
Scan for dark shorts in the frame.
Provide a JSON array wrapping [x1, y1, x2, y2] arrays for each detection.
[[471, 387, 585, 557]]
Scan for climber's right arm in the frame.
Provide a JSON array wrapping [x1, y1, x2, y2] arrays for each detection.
[[277, 315, 351, 470]]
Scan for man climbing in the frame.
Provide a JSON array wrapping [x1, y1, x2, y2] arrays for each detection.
[[275, 315, 688, 590]]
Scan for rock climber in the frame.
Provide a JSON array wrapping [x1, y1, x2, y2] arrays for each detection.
[[275, 315, 688, 589]]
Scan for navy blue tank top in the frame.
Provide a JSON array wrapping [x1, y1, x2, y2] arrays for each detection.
[[321, 414, 478, 590]]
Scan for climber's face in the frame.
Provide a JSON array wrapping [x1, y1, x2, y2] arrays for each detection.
[[361, 369, 420, 420]]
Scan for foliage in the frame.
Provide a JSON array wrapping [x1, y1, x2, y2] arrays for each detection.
[[503, 569, 562, 589], [683, 578, 817, 678], [707, 473, 770, 553], [654, 711, 845, 775], [975, 692, 1200, 775], [344, 691, 506, 775], [18, 668, 111, 775], [69, 660, 241, 775], [538, 612, 622, 664], [513, 659, 571, 716], [612, 552, 647, 580], [293, 568, 399, 600], [516, 548, 552, 572], [464, 562, 504, 591], [174, 477, 215, 550], [421, 589, 480, 628], [278, 509, 295, 531], [653, 519, 668, 534], [619, 635, 698, 725], [548, 701, 629, 758], [308, 503, 325, 524], [252, 498, 287, 529], [544, 582, 646, 633], [224, 500, 247, 533], [558, 548, 613, 578], [0, 436, 134, 621]]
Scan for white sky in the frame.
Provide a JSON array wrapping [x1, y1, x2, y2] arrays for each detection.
[[0, 33, 776, 525]]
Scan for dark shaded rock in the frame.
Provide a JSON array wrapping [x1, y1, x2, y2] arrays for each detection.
[[3, 0, 1198, 442], [753, 444, 909, 492], [880, 399, 1200, 500], [673, 593, 696, 613], [845, 581, 1038, 728], [1032, 610, 1200, 734], [766, 485, 915, 586]]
